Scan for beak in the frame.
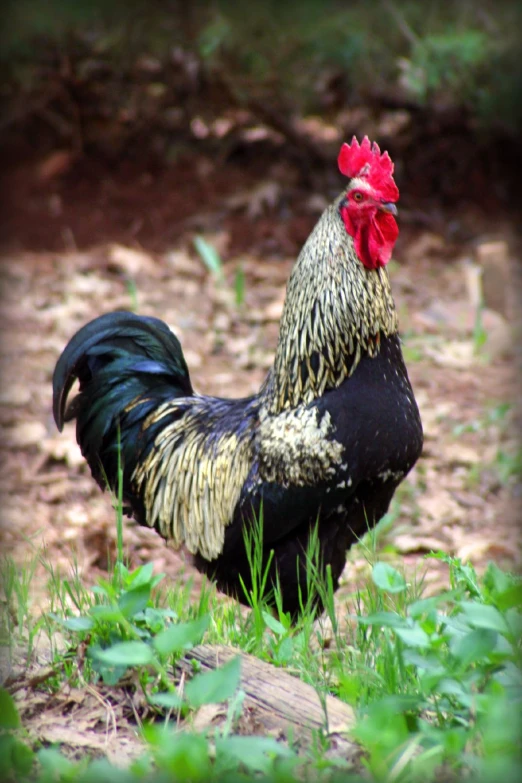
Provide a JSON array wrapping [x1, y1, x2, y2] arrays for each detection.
[[379, 201, 398, 216]]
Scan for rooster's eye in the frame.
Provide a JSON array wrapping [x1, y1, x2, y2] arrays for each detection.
[[353, 192, 364, 202]]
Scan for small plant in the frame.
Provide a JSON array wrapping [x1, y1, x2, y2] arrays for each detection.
[[0, 690, 34, 781], [1, 554, 39, 650], [452, 402, 511, 436], [3, 433, 521, 782], [193, 236, 225, 283], [234, 263, 246, 306], [125, 277, 139, 311], [3, 542, 522, 781], [193, 235, 247, 307], [493, 447, 522, 485], [472, 301, 488, 354], [347, 555, 522, 780]]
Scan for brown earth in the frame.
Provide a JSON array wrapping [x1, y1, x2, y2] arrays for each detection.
[[0, 146, 521, 763], [1, 148, 521, 601]]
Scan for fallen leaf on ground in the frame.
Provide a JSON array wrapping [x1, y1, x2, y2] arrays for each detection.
[[7, 421, 47, 447]]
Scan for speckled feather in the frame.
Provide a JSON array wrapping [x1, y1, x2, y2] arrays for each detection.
[[265, 194, 397, 413], [132, 396, 256, 560]]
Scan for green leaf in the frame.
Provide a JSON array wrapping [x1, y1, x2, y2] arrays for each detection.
[[0, 736, 15, 778], [437, 678, 468, 698], [76, 758, 131, 782], [452, 628, 498, 666], [483, 562, 516, 600], [118, 584, 152, 618], [262, 611, 287, 636], [408, 591, 457, 618], [154, 732, 211, 779], [9, 737, 34, 775], [458, 602, 509, 634], [92, 641, 154, 666], [0, 689, 20, 729], [505, 607, 522, 638], [62, 616, 94, 632], [440, 726, 468, 755], [91, 584, 111, 598], [496, 584, 522, 612], [153, 615, 209, 656], [193, 236, 224, 280], [0, 734, 33, 778], [149, 691, 184, 710], [113, 561, 130, 582], [48, 613, 93, 632], [216, 735, 292, 774], [127, 561, 154, 587], [372, 562, 407, 593], [234, 264, 245, 306], [402, 650, 442, 671], [354, 611, 406, 628], [37, 748, 75, 777], [185, 656, 241, 708], [89, 605, 123, 622], [494, 661, 522, 690], [394, 625, 431, 648], [352, 696, 417, 750], [275, 636, 294, 664]]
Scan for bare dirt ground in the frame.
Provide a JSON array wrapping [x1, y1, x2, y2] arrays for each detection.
[[0, 152, 521, 762], [1, 153, 521, 603]]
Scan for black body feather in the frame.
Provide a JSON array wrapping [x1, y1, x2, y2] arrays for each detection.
[[200, 333, 422, 613]]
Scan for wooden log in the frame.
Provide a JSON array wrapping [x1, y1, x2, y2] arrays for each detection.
[[179, 644, 361, 763]]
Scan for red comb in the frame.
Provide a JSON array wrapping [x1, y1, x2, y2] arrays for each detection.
[[338, 136, 399, 201]]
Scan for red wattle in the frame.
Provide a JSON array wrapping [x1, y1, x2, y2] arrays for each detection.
[[340, 208, 398, 270]]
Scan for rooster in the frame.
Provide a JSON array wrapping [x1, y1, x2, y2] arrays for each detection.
[[53, 137, 423, 618]]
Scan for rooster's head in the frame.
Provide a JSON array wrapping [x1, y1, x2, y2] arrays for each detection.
[[338, 136, 399, 270]]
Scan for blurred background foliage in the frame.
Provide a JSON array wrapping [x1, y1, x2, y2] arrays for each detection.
[[1, 0, 521, 143], [1, 0, 521, 237]]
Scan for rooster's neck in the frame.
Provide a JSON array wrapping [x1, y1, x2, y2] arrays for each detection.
[[265, 198, 398, 414]]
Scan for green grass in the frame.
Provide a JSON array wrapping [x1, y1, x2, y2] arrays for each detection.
[[1, 479, 521, 782], [451, 403, 522, 490], [193, 236, 247, 307]]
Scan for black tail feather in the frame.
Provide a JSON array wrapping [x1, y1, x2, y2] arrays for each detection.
[[52, 310, 193, 495]]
